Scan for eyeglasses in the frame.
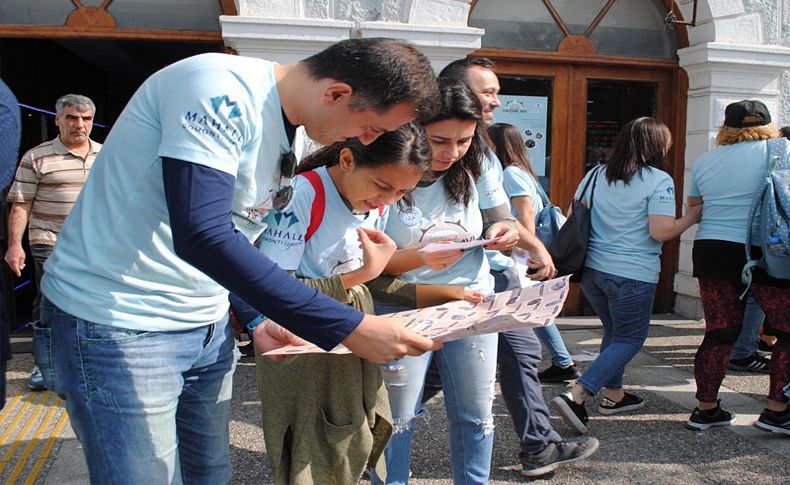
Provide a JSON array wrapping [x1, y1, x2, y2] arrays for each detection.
[[273, 151, 296, 211]]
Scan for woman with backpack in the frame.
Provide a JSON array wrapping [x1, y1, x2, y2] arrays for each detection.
[[550, 117, 701, 434], [488, 122, 580, 383], [686, 100, 790, 434]]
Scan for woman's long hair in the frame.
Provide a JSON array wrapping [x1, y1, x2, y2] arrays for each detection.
[[487, 122, 538, 179], [424, 77, 486, 205], [604, 117, 671, 184], [296, 123, 432, 207]]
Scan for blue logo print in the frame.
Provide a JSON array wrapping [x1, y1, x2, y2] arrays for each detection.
[[273, 211, 300, 228], [666, 186, 675, 195], [210, 95, 241, 119]]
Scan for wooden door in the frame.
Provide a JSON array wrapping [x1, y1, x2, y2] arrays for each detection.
[[485, 58, 687, 314]]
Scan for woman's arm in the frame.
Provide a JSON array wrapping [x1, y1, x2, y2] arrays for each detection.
[[511, 196, 536, 234], [648, 202, 702, 242]]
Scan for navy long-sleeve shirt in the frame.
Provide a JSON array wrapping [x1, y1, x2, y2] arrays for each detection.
[[161, 157, 363, 350]]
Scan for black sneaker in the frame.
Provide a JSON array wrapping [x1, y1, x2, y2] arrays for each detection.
[[753, 408, 790, 435], [538, 364, 581, 383], [551, 392, 589, 434], [728, 353, 770, 373], [598, 392, 645, 415], [686, 401, 735, 431], [520, 436, 600, 477]]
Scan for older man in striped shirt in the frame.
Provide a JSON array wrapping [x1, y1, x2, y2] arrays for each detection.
[[4, 94, 100, 391]]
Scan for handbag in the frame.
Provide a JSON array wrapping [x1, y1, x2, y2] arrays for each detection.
[[532, 176, 567, 246], [548, 165, 602, 282]]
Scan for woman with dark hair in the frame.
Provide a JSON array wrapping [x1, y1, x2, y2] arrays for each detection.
[[488, 122, 580, 383], [242, 124, 487, 483], [551, 117, 701, 434], [686, 100, 790, 434], [375, 78, 519, 483]]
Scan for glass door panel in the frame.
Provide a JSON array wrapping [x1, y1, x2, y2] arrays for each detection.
[[584, 80, 657, 172], [493, 76, 554, 194]]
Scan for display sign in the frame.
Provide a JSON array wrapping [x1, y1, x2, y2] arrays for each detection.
[[494, 95, 549, 176]]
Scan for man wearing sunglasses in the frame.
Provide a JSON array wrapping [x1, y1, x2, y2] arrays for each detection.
[[35, 38, 440, 484]]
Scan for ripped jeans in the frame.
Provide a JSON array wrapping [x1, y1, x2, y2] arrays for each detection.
[[377, 330, 498, 484]]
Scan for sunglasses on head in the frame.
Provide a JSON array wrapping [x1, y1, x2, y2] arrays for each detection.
[[273, 151, 297, 211]]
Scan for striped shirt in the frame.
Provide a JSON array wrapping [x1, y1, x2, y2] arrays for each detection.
[[6, 137, 101, 245]]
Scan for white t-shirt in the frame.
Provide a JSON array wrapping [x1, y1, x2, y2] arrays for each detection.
[[42, 53, 292, 330], [385, 167, 506, 293], [257, 166, 387, 278]]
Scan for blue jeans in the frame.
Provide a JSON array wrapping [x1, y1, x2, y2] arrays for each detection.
[[533, 325, 574, 368], [577, 268, 656, 394], [731, 295, 765, 359], [34, 297, 239, 484], [376, 303, 497, 484]]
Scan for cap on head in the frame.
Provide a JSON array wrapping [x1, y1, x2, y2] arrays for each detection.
[[723, 100, 771, 128]]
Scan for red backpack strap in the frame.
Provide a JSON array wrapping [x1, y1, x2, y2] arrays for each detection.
[[300, 170, 325, 242]]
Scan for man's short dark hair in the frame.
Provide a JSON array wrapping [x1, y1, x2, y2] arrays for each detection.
[[303, 38, 439, 121], [439, 57, 496, 82], [780, 126, 790, 140]]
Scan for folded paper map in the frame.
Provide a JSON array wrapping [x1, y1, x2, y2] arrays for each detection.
[[264, 275, 571, 356]]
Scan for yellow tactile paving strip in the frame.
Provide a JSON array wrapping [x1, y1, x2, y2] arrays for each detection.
[[0, 391, 68, 485]]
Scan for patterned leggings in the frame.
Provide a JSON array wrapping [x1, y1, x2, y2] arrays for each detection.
[[695, 279, 790, 403]]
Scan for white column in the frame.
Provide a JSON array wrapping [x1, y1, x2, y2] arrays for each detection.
[[674, 41, 790, 318], [221, 0, 483, 69]]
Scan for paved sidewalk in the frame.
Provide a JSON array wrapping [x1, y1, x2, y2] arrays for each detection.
[[4, 316, 789, 484]]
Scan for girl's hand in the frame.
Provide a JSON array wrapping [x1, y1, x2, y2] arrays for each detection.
[[483, 223, 519, 251], [416, 240, 464, 271], [463, 288, 485, 303], [358, 227, 397, 279]]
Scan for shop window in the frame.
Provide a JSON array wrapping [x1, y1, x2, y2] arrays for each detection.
[[0, 0, 223, 32], [469, 0, 677, 59]]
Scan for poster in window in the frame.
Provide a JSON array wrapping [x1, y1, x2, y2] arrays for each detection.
[[494, 95, 548, 176]]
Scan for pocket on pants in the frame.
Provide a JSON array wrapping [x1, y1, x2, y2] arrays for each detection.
[[31, 319, 56, 391]]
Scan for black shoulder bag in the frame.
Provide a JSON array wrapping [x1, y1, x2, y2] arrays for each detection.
[[548, 165, 601, 282]]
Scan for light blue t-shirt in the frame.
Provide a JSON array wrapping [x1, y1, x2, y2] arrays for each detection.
[[258, 166, 387, 278], [577, 166, 677, 283], [480, 149, 515, 271], [503, 165, 543, 219], [42, 53, 292, 330], [386, 169, 504, 293], [689, 139, 790, 244]]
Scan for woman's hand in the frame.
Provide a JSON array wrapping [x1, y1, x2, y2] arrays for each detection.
[[526, 243, 557, 281], [416, 240, 464, 271], [463, 288, 486, 303], [483, 222, 519, 251], [686, 203, 703, 224]]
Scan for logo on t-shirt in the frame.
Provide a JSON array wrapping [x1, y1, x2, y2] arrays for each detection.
[[273, 211, 300, 228], [210, 95, 242, 119], [260, 210, 304, 250], [658, 185, 675, 203]]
